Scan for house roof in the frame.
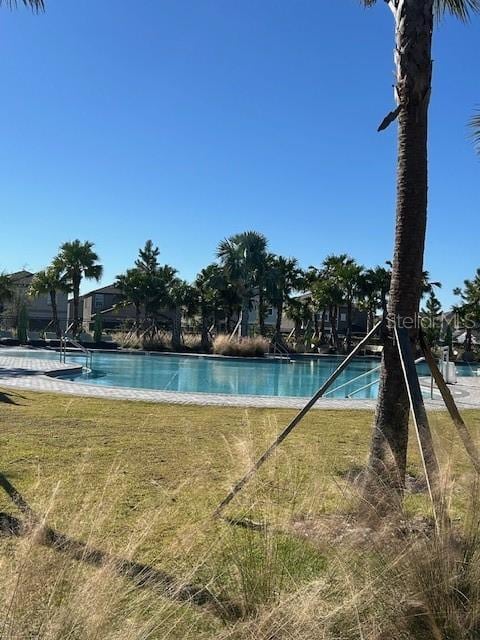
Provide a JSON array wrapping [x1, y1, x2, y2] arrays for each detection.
[[9, 270, 34, 281], [83, 283, 120, 297]]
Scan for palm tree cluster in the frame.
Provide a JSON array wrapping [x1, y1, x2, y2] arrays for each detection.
[[111, 232, 445, 354], [115, 240, 189, 349], [27, 240, 103, 337]]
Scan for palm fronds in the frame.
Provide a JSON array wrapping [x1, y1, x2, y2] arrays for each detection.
[[0, 0, 45, 11], [435, 0, 480, 21], [362, 0, 480, 20], [471, 110, 480, 154]]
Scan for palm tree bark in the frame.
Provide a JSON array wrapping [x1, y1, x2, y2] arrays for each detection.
[[135, 304, 141, 338], [72, 276, 81, 336], [49, 289, 61, 338], [346, 298, 353, 350], [275, 301, 283, 338], [171, 309, 182, 350], [240, 300, 249, 338], [331, 305, 339, 349], [201, 314, 210, 352], [367, 0, 433, 497], [258, 290, 266, 336], [319, 309, 326, 344]]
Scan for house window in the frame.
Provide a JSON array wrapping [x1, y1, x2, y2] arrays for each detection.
[[267, 308, 274, 317], [340, 313, 347, 322], [94, 294, 104, 310], [325, 311, 329, 322]]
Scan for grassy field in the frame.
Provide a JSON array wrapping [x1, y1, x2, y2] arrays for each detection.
[[1, 388, 480, 638]]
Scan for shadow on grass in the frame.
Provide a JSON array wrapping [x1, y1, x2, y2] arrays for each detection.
[[0, 473, 241, 621], [0, 389, 25, 405]]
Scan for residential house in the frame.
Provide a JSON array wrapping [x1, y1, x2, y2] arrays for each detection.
[[76, 284, 177, 331], [0, 270, 68, 331]]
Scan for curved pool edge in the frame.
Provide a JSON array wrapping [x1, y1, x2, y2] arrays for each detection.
[[2, 351, 480, 409]]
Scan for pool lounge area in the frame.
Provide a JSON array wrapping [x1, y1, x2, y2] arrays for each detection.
[[1, 346, 480, 408]]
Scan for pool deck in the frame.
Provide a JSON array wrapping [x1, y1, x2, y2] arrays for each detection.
[[1, 353, 480, 410]]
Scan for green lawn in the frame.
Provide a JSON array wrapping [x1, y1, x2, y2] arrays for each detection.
[[1, 389, 479, 638]]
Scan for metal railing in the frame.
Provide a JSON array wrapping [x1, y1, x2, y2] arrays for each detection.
[[59, 326, 93, 370]]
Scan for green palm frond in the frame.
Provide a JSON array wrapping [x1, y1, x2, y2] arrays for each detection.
[[435, 0, 480, 20], [0, 0, 45, 10], [471, 110, 480, 154]]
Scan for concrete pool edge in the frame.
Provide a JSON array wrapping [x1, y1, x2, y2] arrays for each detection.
[[2, 353, 480, 409]]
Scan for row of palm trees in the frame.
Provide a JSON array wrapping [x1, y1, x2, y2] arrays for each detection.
[[0, 232, 447, 346], [112, 232, 443, 352]]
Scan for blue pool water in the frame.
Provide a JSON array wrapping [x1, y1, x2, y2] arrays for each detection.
[[2, 348, 479, 399]]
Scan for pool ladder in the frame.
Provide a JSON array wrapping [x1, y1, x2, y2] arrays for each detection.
[[59, 335, 93, 371]]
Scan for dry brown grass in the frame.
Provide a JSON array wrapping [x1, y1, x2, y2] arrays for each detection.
[[111, 331, 205, 352], [2, 391, 480, 638], [212, 335, 269, 357]]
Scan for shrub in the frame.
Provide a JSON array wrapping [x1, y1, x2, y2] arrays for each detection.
[[93, 315, 103, 343], [213, 334, 269, 357]]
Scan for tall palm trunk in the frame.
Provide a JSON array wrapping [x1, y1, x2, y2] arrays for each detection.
[[72, 275, 81, 336], [201, 307, 210, 352], [313, 311, 319, 340], [367, 305, 375, 334], [346, 297, 353, 350], [274, 301, 287, 349], [258, 290, 266, 336], [367, 0, 433, 495], [49, 289, 61, 338], [319, 308, 326, 344], [171, 309, 182, 351], [331, 305, 339, 349], [240, 299, 249, 338], [465, 326, 473, 352], [135, 304, 141, 338]]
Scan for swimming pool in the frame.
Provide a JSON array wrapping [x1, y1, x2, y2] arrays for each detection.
[[1, 348, 478, 399]]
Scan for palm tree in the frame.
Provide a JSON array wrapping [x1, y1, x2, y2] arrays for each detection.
[[29, 264, 68, 337], [306, 267, 327, 343], [115, 268, 146, 336], [56, 240, 103, 336], [358, 270, 381, 334], [194, 264, 224, 351], [285, 297, 312, 346], [168, 278, 193, 351], [217, 231, 268, 337], [322, 254, 350, 350], [336, 257, 364, 350], [453, 269, 480, 353], [421, 291, 443, 347], [0, 273, 13, 309], [266, 256, 303, 344], [363, 0, 479, 498]]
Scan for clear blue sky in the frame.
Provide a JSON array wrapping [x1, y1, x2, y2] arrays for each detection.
[[0, 1, 478, 307]]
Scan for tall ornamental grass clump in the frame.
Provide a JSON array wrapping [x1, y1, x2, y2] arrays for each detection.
[[213, 335, 269, 357]]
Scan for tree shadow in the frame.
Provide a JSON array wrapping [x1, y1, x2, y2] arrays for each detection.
[[0, 473, 240, 621], [0, 389, 27, 405]]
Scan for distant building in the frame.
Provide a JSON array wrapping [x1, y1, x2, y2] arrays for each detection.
[[69, 284, 137, 331], [75, 284, 176, 331], [0, 270, 68, 331]]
